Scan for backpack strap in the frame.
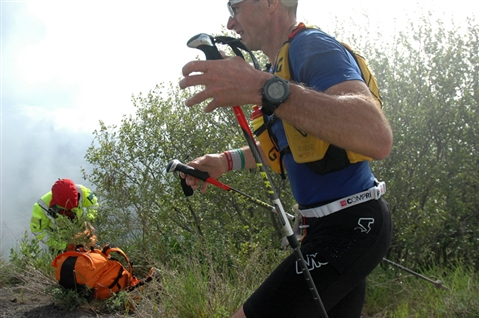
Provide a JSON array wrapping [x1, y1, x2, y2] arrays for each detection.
[[108, 266, 127, 290], [102, 245, 133, 275], [264, 114, 287, 179], [51, 250, 96, 269], [340, 42, 383, 107]]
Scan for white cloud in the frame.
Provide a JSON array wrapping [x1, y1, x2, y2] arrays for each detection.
[[9, 1, 231, 133]]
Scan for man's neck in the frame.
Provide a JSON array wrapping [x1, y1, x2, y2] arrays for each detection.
[[263, 20, 298, 65]]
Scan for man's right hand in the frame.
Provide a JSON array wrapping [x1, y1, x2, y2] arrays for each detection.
[[179, 57, 268, 113]]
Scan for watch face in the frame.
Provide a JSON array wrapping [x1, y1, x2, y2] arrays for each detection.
[[266, 79, 288, 103]]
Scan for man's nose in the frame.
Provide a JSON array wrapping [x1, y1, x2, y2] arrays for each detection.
[[227, 16, 235, 30]]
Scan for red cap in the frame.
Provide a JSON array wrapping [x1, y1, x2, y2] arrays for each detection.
[[50, 178, 79, 210]]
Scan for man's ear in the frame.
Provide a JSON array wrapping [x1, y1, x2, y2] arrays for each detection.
[[267, 0, 280, 13]]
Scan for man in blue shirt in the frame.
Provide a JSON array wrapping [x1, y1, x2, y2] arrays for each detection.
[[179, 0, 393, 317]]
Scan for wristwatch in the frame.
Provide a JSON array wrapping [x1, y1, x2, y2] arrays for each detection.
[[261, 76, 290, 115]]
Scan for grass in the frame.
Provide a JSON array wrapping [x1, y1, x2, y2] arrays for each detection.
[[2, 236, 478, 317], [363, 262, 479, 317], [155, 244, 280, 318]]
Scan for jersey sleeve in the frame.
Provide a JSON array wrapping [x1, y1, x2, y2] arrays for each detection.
[[289, 30, 364, 92]]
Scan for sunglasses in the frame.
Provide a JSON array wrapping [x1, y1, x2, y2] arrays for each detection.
[[227, 0, 245, 18]]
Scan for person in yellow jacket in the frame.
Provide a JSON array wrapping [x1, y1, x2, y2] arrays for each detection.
[[30, 178, 99, 252]]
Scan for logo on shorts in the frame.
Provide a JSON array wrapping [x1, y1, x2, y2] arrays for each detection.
[[355, 218, 375, 234], [296, 253, 329, 274]]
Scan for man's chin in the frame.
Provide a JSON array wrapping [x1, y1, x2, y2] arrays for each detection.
[[240, 37, 253, 49], [238, 34, 247, 43], [237, 36, 258, 51]]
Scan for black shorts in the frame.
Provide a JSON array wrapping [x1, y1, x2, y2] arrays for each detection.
[[243, 198, 392, 318]]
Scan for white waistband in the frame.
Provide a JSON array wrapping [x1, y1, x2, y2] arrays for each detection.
[[299, 181, 386, 218]]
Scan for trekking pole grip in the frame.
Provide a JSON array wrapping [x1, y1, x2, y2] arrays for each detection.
[[166, 159, 210, 182], [187, 34, 223, 60]]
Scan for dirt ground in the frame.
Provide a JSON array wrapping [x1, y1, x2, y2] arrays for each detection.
[[0, 286, 122, 318]]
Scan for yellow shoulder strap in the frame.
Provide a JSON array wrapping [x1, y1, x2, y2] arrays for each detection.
[[341, 42, 383, 108], [275, 42, 292, 80], [273, 24, 373, 170]]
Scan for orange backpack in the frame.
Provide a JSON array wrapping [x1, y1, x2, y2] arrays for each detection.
[[52, 245, 138, 300]]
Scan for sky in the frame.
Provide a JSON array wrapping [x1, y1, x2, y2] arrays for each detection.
[[0, 0, 475, 257]]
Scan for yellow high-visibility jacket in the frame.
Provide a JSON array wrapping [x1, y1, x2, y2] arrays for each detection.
[[30, 184, 98, 251]]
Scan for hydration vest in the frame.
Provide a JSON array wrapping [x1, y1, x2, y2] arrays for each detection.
[[262, 23, 383, 176]]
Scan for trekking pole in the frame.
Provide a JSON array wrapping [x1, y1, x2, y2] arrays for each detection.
[[166, 159, 295, 221], [186, 33, 329, 318], [382, 258, 450, 290]]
